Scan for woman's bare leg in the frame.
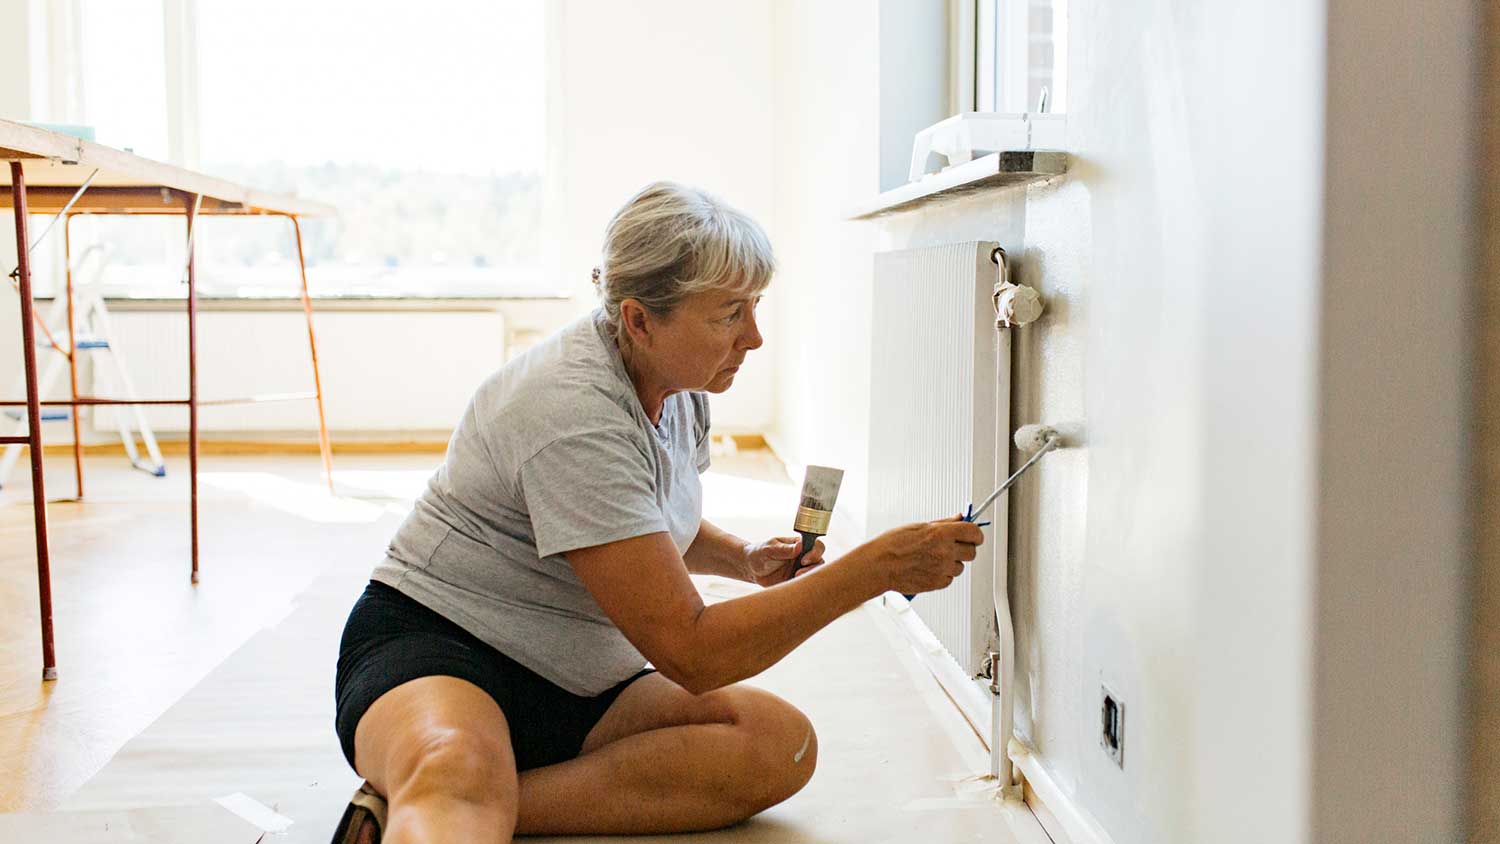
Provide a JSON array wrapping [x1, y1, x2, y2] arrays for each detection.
[[352, 672, 816, 841], [352, 676, 518, 844], [514, 674, 819, 836]]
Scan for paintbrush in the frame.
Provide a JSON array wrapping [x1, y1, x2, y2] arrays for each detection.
[[788, 465, 844, 577]]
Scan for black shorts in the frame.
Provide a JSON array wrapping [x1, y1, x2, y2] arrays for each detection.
[[334, 580, 655, 773]]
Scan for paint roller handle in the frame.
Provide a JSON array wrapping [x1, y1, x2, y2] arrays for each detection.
[[900, 509, 996, 599], [869, 515, 985, 600]]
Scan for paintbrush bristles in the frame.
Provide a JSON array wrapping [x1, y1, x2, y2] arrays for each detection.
[[793, 465, 844, 536]]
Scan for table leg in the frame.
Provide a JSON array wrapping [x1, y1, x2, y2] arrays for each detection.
[[10, 161, 57, 681], [289, 216, 334, 494], [184, 194, 200, 584], [64, 213, 82, 499]]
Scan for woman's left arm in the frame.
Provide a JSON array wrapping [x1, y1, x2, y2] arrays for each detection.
[[682, 520, 754, 581], [683, 519, 826, 586]]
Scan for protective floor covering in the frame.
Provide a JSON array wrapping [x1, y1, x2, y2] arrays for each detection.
[[4, 461, 1049, 843]]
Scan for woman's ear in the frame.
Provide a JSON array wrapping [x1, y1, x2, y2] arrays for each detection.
[[619, 299, 654, 348]]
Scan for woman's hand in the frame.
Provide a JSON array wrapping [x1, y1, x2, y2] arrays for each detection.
[[865, 515, 984, 595], [743, 536, 827, 587]]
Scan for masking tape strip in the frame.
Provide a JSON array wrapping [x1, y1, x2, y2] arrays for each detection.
[[903, 771, 1007, 812], [212, 793, 293, 834]]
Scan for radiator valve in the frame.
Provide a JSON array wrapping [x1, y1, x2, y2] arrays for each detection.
[[994, 282, 1044, 328], [990, 247, 1044, 328]]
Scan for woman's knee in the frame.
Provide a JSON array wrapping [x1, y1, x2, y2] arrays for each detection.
[[354, 677, 518, 809], [395, 728, 518, 808], [715, 689, 818, 813]]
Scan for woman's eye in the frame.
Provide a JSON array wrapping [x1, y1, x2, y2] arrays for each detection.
[[721, 311, 742, 325]]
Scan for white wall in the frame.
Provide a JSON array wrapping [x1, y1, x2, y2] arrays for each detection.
[[853, 0, 1316, 838], [554, 0, 777, 433], [767, 0, 882, 533], [773, 1, 1475, 843], [0, 0, 61, 123], [0, 0, 38, 119], [877, 0, 949, 192]]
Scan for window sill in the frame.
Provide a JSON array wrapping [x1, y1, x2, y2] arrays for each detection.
[[847, 151, 1068, 220], [32, 292, 573, 312]]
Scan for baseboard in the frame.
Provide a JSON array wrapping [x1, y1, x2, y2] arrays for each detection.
[[1010, 744, 1115, 844], [761, 429, 792, 466], [879, 593, 1116, 844], [720, 433, 768, 450]]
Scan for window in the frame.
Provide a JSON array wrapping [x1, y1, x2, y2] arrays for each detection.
[[79, 0, 170, 160], [66, 0, 553, 300], [974, 0, 1067, 114]]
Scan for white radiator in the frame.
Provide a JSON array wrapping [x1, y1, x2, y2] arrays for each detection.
[[867, 242, 1007, 677], [81, 308, 509, 434]]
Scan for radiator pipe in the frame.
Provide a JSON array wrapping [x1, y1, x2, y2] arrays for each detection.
[[991, 424, 1061, 798]]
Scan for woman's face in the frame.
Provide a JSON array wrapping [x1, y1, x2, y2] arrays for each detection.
[[640, 287, 764, 394]]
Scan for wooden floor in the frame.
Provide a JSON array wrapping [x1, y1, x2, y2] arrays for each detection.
[[0, 450, 441, 812], [0, 446, 1050, 843]]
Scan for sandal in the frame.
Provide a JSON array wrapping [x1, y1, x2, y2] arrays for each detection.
[[331, 781, 387, 844]]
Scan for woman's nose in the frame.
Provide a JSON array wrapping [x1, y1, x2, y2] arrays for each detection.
[[739, 311, 764, 351]]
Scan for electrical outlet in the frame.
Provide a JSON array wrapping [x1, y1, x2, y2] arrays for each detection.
[[1100, 685, 1124, 767]]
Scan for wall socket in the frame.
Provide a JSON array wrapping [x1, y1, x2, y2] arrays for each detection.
[[1100, 685, 1125, 767]]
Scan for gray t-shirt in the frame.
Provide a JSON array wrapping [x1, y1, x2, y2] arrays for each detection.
[[371, 309, 711, 696]]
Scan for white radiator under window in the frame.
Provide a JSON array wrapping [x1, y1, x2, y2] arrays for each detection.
[[867, 242, 1007, 678], [87, 309, 509, 434]]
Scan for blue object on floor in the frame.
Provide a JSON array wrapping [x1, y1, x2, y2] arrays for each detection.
[[35, 338, 108, 350], [4, 409, 69, 422]]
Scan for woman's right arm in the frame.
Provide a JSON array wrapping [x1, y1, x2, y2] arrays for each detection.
[[566, 518, 984, 695]]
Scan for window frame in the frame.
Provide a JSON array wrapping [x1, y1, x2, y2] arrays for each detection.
[[963, 0, 1068, 115]]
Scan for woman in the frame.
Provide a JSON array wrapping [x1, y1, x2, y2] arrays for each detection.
[[332, 182, 985, 843]]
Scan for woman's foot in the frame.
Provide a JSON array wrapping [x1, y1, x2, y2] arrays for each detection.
[[331, 781, 386, 844]]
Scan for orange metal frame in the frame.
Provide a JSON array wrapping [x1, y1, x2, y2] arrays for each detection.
[[4, 162, 334, 680]]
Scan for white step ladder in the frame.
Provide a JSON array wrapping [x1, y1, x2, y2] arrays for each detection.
[[2, 245, 166, 489]]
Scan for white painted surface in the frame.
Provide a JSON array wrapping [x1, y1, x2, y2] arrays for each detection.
[[860, 0, 1327, 835], [0, 0, 40, 120], [767, 0, 882, 535], [839, 2, 1478, 843], [867, 243, 1001, 675], [553, 0, 777, 433], [108, 310, 508, 434], [0, 308, 509, 437], [877, 0, 950, 191]]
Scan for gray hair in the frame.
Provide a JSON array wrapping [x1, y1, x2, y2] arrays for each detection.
[[593, 181, 775, 342]]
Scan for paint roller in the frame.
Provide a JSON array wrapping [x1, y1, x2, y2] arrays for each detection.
[[961, 423, 1063, 525]]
